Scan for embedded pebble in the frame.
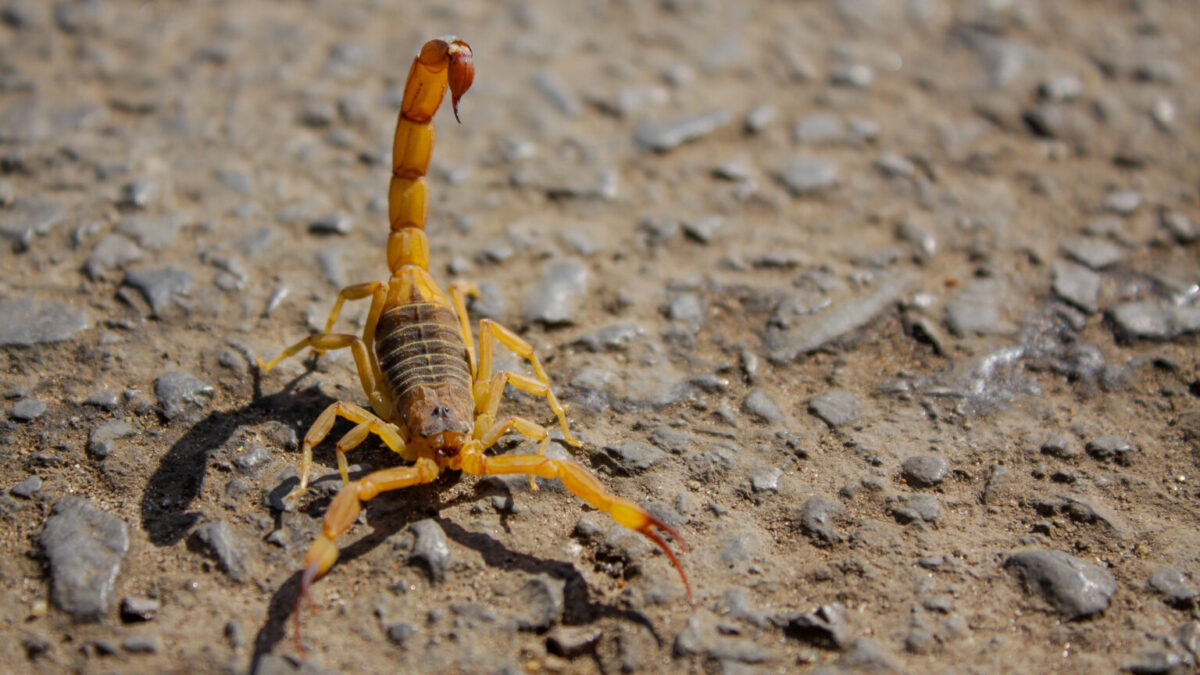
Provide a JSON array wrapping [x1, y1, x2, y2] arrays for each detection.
[[1085, 434, 1133, 465], [115, 214, 181, 250], [774, 603, 849, 649], [86, 233, 144, 278], [808, 389, 862, 427], [123, 266, 193, 317], [121, 634, 162, 653], [0, 197, 64, 247], [547, 625, 602, 657], [523, 260, 589, 325], [742, 389, 785, 424], [900, 455, 948, 488], [874, 152, 916, 178], [1148, 568, 1197, 609], [309, 212, 352, 235], [830, 63, 873, 88], [39, 497, 130, 621], [10, 474, 42, 498], [193, 520, 248, 582], [1038, 74, 1083, 102], [574, 323, 644, 352], [1109, 302, 1200, 341], [891, 494, 940, 523], [1004, 549, 1116, 619], [0, 298, 89, 346], [1051, 261, 1101, 313], [1102, 190, 1141, 215], [744, 104, 777, 133], [513, 574, 565, 630], [795, 497, 843, 544], [88, 419, 138, 458], [84, 391, 120, 410], [634, 109, 731, 152], [10, 397, 45, 421], [682, 215, 722, 243], [778, 157, 838, 196], [1160, 211, 1197, 244], [121, 596, 160, 622], [1060, 237, 1123, 270], [119, 179, 157, 208], [154, 371, 214, 420], [945, 279, 1013, 336], [792, 113, 843, 144], [748, 465, 782, 495], [533, 70, 580, 117], [408, 519, 450, 581], [232, 446, 271, 476], [385, 621, 416, 647], [598, 441, 668, 476]]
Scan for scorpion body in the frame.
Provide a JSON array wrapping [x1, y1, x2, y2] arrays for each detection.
[[257, 38, 690, 651]]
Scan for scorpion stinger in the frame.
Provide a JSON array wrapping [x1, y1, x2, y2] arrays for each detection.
[[256, 37, 690, 655]]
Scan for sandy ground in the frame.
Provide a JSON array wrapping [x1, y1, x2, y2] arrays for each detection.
[[1, 1, 1199, 673]]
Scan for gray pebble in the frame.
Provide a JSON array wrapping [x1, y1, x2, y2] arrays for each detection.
[[154, 371, 214, 421], [778, 157, 838, 196], [1085, 434, 1133, 465], [1037, 74, 1083, 102], [649, 426, 695, 455], [1051, 261, 1101, 314], [874, 152, 916, 178], [547, 625, 601, 657], [533, 70, 580, 117], [1060, 237, 1123, 270], [774, 603, 849, 649], [1102, 190, 1141, 215], [523, 260, 588, 325], [0, 298, 89, 346], [742, 389, 785, 424], [232, 446, 271, 476], [901, 455, 948, 488], [11, 474, 41, 498], [1160, 211, 1197, 244], [224, 620, 244, 647], [744, 104, 777, 134], [1040, 433, 1080, 459], [766, 273, 916, 363], [830, 63, 873, 88], [10, 397, 45, 421], [115, 214, 181, 250], [1122, 650, 1185, 674], [119, 179, 157, 209], [309, 212, 352, 235], [634, 109, 731, 152], [574, 323, 644, 352], [84, 391, 120, 410], [891, 493, 940, 523], [121, 595, 160, 622], [316, 249, 344, 287], [748, 465, 782, 495], [88, 419, 137, 458], [808, 389, 862, 427], [945, 279, 1013, 336], [905, 628, 935, 654], [1109, 301, 1200, 341], [123, 266, 193, 317], [598, 441, 668, 475], [792, 113, 843, 145], [385, 621, 416, 647], [121, 634, 162, 653], [193, 520, 248, 582], [1177, 622, 1200, 656], [795, 496, 843, 544], [86, 234, 144, 278], [682, 215, 722, 243], [408, 519, 450, 581], [514, 573, 565, 630], [39, 497, 130, 621], [1004, 549, 1116, 619], [0, 197, 64, 248], [1148, 568, 1197, 609]]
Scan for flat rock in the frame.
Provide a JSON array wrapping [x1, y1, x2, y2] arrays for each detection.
[[1004, 549, 1116, 619], [598, 441, 668, 475], [88, 419, 138, 458], [39, 497, 130, 621], [945, 278, 1015, 336], [154, 371, 214, 420], [408, 519, 450, 581], [742, 389, 785, 424], [115, 214, 182, 250], [795, 496, 843, 544], [1148, 568, 1196, 609], [891, 493, 940, 523], [10, 397, 45, 421], [1060, 237, 1123, 270], [808, 389, 862, 427], [900, 455, 949, 488], [513, 574, 565, 630], [774, 603, 849, 649], [86, 233, 144, 278], [778, 157, 838, 196], [123, 266, 193, 317], [0, 197, 64, 247], [0, 298, 89, 346], [523, 260, 589, 325], [1052, 260, 1101, 313], [1109, 302, 1200, 341], [766, 274, 915, 363], [193, 520, 248, 582], [634, 109, 730, 152]]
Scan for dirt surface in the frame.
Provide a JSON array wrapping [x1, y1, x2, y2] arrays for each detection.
[[2, 1, 1199, 673]]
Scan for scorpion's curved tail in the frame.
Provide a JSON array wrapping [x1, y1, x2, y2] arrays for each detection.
[[387, 37, 474, 274]]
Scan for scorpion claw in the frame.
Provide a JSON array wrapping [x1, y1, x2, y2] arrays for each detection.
[[640, 515, 692, 603]]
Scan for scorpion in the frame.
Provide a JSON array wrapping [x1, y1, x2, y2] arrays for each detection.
[[257, 37, 691, 649]]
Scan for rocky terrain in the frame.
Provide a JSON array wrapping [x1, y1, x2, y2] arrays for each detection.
[[1, 1, 1198, 673]]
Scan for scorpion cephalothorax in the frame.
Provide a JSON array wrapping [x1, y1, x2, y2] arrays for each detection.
[[257, 37, 690, 652]]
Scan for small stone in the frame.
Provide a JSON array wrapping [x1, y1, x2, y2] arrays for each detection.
[[748, 465, 782, 494], [682, 215, 722, 243], [523, 260, 589, 325], [533, 70, 581, 117], [830, 63, 873, 88], [1051, 261, 1101, 314], [892, 494, 940, 523], [774, 603, 849, 649], [39, 497, 130, 622], [1040, 434, 1079, 459], [905, 628, 935, 654], [1109, 302, 1200, 341], [1085, 434, 1133, 465], [193, 521, 248, 582], [547, 625, 602, 657], [900, 455, 949, 488], [574, 323, 644, 352], [1004, 549, 1116, 619], [1102, 190, 1141, 215], [742, 389, 785, 424], [225, 620, 244, 648], [232, 446, 271, 476], [119, 179, 157, 208], [309, 212, 352, 235], [0, 197, 64, 248], [794, 497, 842, 544], [1160, 211, 1197, 244], [121, 634, 161, 653], [10, 474, 42, 498], [944, 279, 1013, 336], [792, 113, 843, 144], [778, 157, 838, 196], [120, 596, 160, 622], [1037, 74, 1083, 102], [514, 574, 565, 630], [634, 109, 731, 152], [1060, 237, 1123, 270], [385, 621, 416, 646], [1148, 568, 1196, 609], [154, 371, 214, 421], [88, 420, 137, 458], [808, 389, 862, 427], [86, 234, 144, 278], [598, 441, 668, 476], [115, 214, 181, 250], [408, 519, 450, 581], [84, 391, 120, 410], [744, 104, 777, 134], [874, 152, 916, 178], [1121, 650, 1184, 674], [10, 397, 45, 421], [0, 298, 89, 346], [123, 266, 193, 317]]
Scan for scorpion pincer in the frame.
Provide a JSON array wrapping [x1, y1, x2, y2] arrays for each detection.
[[257, 37, 691, 652]]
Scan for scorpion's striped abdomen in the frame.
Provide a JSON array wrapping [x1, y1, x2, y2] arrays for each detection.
[[375, 301, 474, 438]]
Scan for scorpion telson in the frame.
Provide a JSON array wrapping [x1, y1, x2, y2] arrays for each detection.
[[256, 37, 691, 653]]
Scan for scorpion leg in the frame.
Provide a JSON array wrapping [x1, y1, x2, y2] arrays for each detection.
[[295, 457, 440, 654], [474, 326, 578, 448], [258, 330, 391, 418], [474, 369, 576, 489], [294, 400, 408, 498], [448, 280, 480, 375], [476, 414, 552, 491], [459, 448, 691, 601]]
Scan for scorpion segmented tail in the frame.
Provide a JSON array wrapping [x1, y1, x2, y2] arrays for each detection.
[[386, 38, 474, 274]]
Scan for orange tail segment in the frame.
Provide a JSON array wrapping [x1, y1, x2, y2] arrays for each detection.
[[387, 38, 474, 273]]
